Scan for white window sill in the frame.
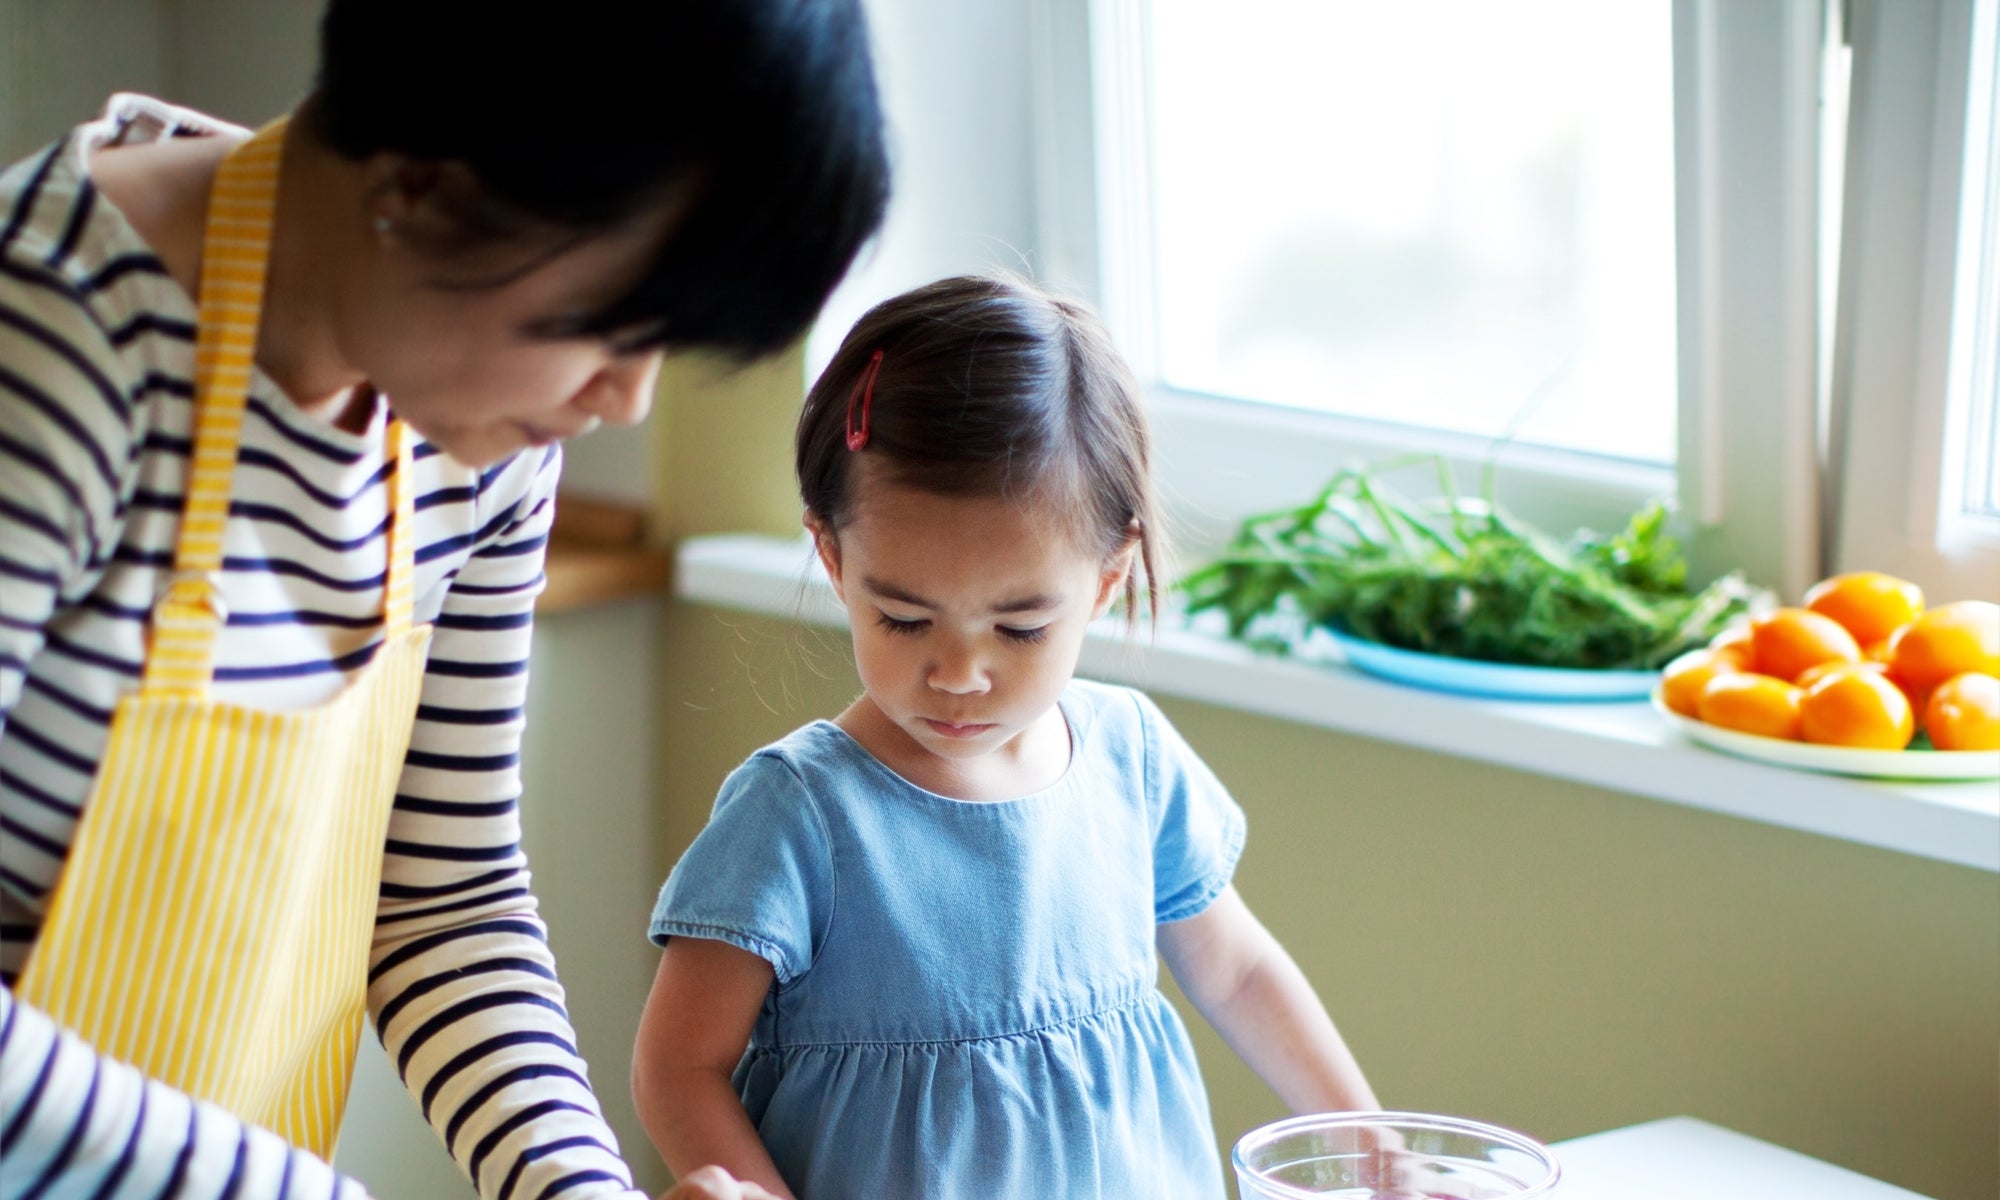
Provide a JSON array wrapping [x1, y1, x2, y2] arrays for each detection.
[[675, 533, 2000, 874]]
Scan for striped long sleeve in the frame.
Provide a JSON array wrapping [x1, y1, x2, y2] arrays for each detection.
[[2, 98, 645, 1200], [2, 989, 367, 1200]]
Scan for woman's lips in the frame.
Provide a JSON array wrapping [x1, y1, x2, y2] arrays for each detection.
[[923, 718, 993, 739]]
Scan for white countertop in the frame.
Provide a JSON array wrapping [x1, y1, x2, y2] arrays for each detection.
[[1552, 1116, 1933, 1199]]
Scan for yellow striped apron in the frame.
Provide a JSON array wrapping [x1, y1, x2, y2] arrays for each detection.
[[16, 118, 433, 1156]]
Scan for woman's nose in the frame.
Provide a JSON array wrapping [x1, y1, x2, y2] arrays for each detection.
[[576, 351, 662, 427]]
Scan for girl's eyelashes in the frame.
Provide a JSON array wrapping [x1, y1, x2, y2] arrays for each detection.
[[873, 613, 1050, 644]]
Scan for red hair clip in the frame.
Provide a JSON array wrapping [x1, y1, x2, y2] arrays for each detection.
[[845, 349, 885, 451]]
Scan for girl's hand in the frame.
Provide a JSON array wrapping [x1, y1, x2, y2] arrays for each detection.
[[1355, 1131, 1480, 1199], [1157, 887, 1380, 1114], [659, 1165, 784, 1200]]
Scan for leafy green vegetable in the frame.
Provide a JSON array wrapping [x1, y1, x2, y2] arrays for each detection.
[[1179, 457, 1769, 671]]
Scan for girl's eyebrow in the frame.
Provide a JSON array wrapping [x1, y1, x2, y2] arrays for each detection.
[[863, 577, 1064, 614]]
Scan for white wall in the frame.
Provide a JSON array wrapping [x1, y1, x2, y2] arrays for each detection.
[[0, 0, 327, 163], [807, 0, 1041, 375], [0, 0, 170, 163], [160, 0, 319, 124]]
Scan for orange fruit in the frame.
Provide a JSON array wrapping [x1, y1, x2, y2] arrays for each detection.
[[1749, 607, 1863, 683], [1707, 624, 1758, 668], [1924, 672, 2000, 751], [1887, 600, 2000, 694], [1698, 673, 1805, 740], [1796, 658, 1886, 690], [1661, 648, 1743, 717], [1802, 571, 1925, 645], [1799, 665, 1915, 750]]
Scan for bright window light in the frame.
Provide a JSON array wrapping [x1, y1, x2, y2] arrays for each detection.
[[1144, 0, 1678, 464], [1947, 1, 2000, 530]]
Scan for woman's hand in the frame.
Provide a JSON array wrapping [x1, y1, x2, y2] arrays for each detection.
[[659, 1165, 784, 1200]]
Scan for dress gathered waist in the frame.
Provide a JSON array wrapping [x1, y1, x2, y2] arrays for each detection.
[[751, 982, 1164, 1051]]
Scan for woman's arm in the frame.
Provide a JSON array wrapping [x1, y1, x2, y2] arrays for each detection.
[[1, 246, 376, 1200], [632, 937, 794, 1199], [1157, 885, 1379, 1114], [0, 986, 375, 1200], [366, 449, 651, 1199]]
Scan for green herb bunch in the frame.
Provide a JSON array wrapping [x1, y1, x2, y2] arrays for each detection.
[[1179, 459, 1768, 671]]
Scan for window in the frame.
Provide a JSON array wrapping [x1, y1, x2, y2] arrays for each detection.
[[1035, 0, 2000, 602], [1146, 2, 1676, 466], [1936, 0, 2000, 543], [1951, 137, 1999, 531], [1824, 0, 2000, 601]]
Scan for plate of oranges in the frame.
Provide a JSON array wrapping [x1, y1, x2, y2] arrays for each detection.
[[1653, 572, 1999, 780]]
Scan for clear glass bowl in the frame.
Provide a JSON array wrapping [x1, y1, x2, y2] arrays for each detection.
[[1232, 1110, 1562, 1199]]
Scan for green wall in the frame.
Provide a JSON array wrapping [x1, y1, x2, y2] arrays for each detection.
[[649, 362, 2000, 1200]]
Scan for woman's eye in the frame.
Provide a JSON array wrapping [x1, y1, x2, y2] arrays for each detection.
[[877, 613, 928, 636], [999, 625, 1049, 645], [521, 313, 592, 341]]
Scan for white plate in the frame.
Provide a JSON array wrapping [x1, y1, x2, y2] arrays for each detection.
[[1650, 691, 2000, 780], [1322, 629, 1661, 701]]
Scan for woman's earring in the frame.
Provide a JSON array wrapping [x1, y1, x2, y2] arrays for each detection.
[[372, 214, 393, 240]]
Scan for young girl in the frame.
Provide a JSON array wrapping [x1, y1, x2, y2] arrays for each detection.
[[633, 275, 1379, 1198]]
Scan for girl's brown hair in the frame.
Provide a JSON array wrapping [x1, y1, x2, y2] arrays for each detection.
[[796, 275, 1163, 624]]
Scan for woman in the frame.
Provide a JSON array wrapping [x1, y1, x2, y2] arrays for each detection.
[[0, 3, 888, 1199]]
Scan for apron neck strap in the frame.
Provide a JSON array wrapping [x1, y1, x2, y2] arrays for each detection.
[[145, 118, 418, 695], [383, 409, 417, 638]]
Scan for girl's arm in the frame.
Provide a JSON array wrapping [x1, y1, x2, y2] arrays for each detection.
[[1157, 885, 1380, 1114], [632, 936, 796, 1199]]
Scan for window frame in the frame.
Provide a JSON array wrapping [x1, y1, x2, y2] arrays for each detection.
[[1033, 0, 1998, 605], [1035, 0, 1698, 562], [1824, 0, 2000, 600]]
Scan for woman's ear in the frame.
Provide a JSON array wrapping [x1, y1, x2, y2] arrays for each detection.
[[1091, 535, 1139, 620], [805, 511, 846, 602], [362, 156, 437, 244], [363, 156, 519, 252]]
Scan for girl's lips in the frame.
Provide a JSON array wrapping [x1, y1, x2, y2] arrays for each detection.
[[923, 718, 993, 739]]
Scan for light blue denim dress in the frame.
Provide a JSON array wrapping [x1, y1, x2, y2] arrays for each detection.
[[649, 679, 1247, 1199]]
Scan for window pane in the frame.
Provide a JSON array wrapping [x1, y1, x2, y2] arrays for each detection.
[[1954, 12, 2000, 524], [1145, 0, 1678, 464]]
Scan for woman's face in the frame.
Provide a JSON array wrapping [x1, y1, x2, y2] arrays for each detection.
[[339, 211, 671, 469]]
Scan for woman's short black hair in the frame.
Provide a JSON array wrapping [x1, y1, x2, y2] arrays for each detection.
[[311, 0, 889, 359]]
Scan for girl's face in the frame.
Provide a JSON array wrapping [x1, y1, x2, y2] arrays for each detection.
[[813, 471, 1131, 800]]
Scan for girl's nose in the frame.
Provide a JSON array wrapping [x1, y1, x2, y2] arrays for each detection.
[[576, 351, 662, 427], [927, 642, 990, 695]]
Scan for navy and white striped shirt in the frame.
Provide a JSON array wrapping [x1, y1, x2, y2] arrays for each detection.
[[1, 96, 641, 1200]]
